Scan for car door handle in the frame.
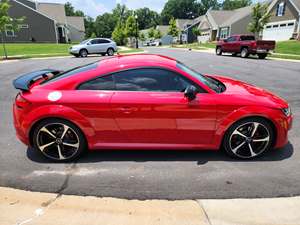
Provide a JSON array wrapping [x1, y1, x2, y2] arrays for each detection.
[[118, 107, 137, 114]]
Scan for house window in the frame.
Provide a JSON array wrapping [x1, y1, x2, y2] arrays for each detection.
[[288, 23, 295, 26], [5, 25, 15, 37], [18, 24, 29, 29], [276, 2, 285, 16], [266, 25, 272, 29], [219, 27, 229, 39], [280, 23, 287, 27]]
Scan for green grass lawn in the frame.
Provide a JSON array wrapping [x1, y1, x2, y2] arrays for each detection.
[[274, 40, 300, 55], [173, 42, 216, 50], [0, 43, 143, 59]]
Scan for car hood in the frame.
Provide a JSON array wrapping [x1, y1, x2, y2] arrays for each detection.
[[209, 75, 288, 109]]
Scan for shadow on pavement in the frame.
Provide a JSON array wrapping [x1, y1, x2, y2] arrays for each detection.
[[27, 142, 294, 165]]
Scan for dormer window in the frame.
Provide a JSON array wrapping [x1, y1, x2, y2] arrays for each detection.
[[276, 2, 286, 16]]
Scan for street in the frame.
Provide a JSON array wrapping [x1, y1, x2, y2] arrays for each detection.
[[0, 48, 299, 200]]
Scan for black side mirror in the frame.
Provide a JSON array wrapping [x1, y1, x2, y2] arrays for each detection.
[[184, 85, 197, 101]]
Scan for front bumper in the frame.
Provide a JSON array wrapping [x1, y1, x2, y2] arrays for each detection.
[[69, 48, 80, 54]]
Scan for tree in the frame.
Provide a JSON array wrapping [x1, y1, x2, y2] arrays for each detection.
[[168, 17, 179, 46], [192, 27, 201, 37], [200, 0, 220, 13], [248, 3, 271, 38], [64, 2, 84, 16], [125, 15, 136, 38], [0, 0, 24, 59], [84, 16, 95, 39], [112, 4, 132, 24], [154, 29, 162, 39], [139, 32, 146, 42], [161, 0, 201, 25], [135, 7, 160, 30], [222, 0, 251, 10], [94, 13, 116, 38], [90, 32, 97, 38], [112, 21, 126, 45], [147, 27, 156, 39]]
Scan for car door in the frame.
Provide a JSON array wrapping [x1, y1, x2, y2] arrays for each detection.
[[110, 68, 216, 146], [87, 39, 99, 54], [76, 75, 129, 145], [97, 39, 110, 53], [223, 36, 236, 52]]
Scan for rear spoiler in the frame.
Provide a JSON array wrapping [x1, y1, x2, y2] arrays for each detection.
[[13, 69, 62, 91]]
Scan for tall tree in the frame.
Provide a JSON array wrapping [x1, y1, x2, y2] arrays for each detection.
[[248, 2, 271, 38], [154, 29, 162, 39], [222, 0, 252, 10], [125, 15, 137, 38], [135, 7, 160, 30], [64, 2, 84, 16], [200, 0, 220, 13], [0, 0, 24, 59], [112, 4, 132, 24], [168, 17, 179, 44], [112, 21, 126, 45], [161, 0, 201, 25], [147, 27, 156, 39], [84, 16, 95, 38], [94, 13, 116, 38]]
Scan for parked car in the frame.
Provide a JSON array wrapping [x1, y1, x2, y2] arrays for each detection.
[[12, 54, 292, 162], [69, 38, 117, 57], [216, 35, 276, 59]]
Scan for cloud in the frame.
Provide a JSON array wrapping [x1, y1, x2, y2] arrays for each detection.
[[39, 0, 109, 18]]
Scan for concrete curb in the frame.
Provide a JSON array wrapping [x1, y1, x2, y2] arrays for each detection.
[[1, 187, 300, 225]]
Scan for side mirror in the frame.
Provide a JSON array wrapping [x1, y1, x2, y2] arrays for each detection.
[[184, 85, 198, 101]]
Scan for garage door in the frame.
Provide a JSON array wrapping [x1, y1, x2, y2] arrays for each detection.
[[262, 20, 296, 41]]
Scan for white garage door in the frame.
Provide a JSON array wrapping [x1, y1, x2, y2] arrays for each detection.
[[262, 20, 296, 41]]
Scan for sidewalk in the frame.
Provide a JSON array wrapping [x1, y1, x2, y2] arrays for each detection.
[[1, 187, 300, 225]]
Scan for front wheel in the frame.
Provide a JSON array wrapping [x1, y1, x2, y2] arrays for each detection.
[[79, 49, 88, 57], [32, 119, 87, 162], [216, 47, 222, 55], [223, 118, 274, 159]]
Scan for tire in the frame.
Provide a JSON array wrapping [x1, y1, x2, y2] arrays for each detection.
[[241, 48, 249, 58], [107, 48, 114, 56], [223, 117, 274, 159], [216, 47, 222, 55], [79, 49, 88, 57], [258, 54, 267, 59], [32, 118, 87, 162]]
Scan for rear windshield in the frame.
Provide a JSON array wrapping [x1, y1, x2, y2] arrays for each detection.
[[41, 63, 98, 84], [240, 36, 255, 41]]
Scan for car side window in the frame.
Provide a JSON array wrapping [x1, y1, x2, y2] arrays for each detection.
[[78, 75, 114, 90], [226, 37, 236, 42], [98, 39, 110, 44], [90, 39, 98, 45], [113, 68, 194, 92]]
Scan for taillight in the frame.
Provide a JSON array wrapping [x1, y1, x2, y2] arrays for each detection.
[[15, 94, 31, 109], [252, 41, 257, 48]]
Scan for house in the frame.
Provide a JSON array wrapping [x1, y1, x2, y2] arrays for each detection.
[[182, 5, 253, 43], [4, 0, 85, 43], [262, 0, 300, 41], [139, 25, 173, 45]]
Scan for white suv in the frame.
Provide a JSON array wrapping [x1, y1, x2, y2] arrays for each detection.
[[69, 38, 117, 57]]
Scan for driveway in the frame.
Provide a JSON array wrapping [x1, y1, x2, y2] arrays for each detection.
[[0, 49, 299, 200]]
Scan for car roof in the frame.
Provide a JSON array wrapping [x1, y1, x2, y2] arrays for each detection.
[[98, 54, 177, 70]]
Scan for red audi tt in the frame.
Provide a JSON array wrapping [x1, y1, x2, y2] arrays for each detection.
[[13, 54, 292, 162]]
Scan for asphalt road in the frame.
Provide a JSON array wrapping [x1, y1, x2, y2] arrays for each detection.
[[0, 49, 299, 200]]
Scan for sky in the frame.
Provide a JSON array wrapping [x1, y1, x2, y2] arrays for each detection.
[[38, 0, 263, 19]]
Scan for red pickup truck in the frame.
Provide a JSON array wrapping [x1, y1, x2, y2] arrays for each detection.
[[216, 35, 276, 59]]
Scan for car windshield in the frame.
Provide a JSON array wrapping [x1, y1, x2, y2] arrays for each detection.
[[176, 62, 224, 93], [80, 39, 90, 45]]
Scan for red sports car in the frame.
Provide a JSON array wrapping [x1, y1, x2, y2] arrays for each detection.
[[13, 54, 292, 162]]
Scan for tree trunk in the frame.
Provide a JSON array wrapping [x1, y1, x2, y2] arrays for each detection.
[[1, 32, 8, 60]]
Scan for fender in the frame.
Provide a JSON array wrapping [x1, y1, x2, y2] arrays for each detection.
[[23, 104, 96, 148], [213, 105, 283, 148]]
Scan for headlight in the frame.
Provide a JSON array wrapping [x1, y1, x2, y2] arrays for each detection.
[[282, 107, 291, 117]]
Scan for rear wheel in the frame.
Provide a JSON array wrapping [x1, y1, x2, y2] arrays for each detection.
[[258, 54, 267, 59], [107, 48, 114, 56], [216, 47, 222, 55], [241, 48, 249, 58], [223, 118, 274, 159], [32, 119, 87, 162], [79, 49, 88, 57]]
